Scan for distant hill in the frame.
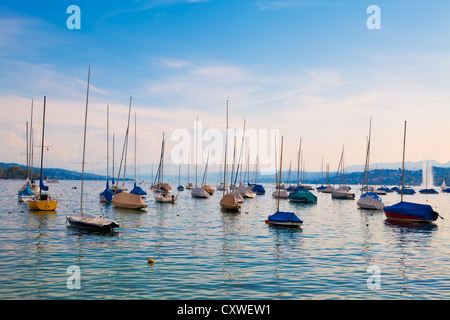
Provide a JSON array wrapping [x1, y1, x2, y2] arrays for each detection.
[[0, 162, 107, 180], [346, 160, 450, 172]]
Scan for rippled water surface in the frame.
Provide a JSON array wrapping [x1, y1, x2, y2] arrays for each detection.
[[1, 180, 449, 299]]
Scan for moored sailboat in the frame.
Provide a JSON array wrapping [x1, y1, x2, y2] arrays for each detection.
[[66, 66, 120, 230], [28, 96, 58, 211], [267, 136, 303, 227], [219, 101, 240, 211], [111, 97, 147, 209], [383, 121, 441, 223]]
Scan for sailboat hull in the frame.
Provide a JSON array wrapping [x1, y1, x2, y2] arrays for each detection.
[[66, 214, 119, 230], [28, 194, 58, 211]]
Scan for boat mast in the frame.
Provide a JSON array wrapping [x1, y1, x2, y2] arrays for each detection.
[[223, 100, 228, 196], [30, 100, 34, 181], [400, 121, 407, 202], [277, 136, 284, 211], [107, 105, 109, 184], [297, 138, 302, 186], [80, 65, 91, 216], [195, 116, 198, 188], [39, 96, 47, 197], [115, 97, 132, 190]]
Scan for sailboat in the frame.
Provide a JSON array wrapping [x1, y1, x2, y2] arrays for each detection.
[[383, 121, 441, 222], [202, 152, 215, 195], [27, 96, 58, 211], [154, 133, 177, 203], [288, 138, 317, 203], [129, 113, 147, 198], [250, 155, 265, 195], [236, 121, 255, 199], [99, 105, 114, 202], [111, 97, 147, 209], [177, 164, 185, 191], [191, 116, 209, 198], [229, 135, 244, 203], [186, 147, 194, 190], [331, 145, 355, 200], [357, 118, 385, 210], [19, 101, 39, 202], [267, 136, 303, 227], [66, 66, 120, 230], [272, 138, 288, 199], [220, 100, 241, 211], [18, 119, 34, 202]]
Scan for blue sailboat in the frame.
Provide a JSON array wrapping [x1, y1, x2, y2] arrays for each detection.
[[267, 136, 303, 227], [383, 121, 441, 223]]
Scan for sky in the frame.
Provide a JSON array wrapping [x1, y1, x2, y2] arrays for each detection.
[[1, 0, 450, 176]]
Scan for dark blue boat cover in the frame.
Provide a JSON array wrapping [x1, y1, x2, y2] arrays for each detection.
[[401, 188, 415, 194], [361, 192, 382, 202], [443, 188, 450, 193], [18, 182, 34, 196], [100, 181, 115, 202], [293, 185, 306, 191], [177, 185, 184, 190], [377, 187, 392, 192], [39, 176, 49, 191], [130, 182, 147, 196], [383, 201, 438, 221], [251, 184, 265, 194], [419, 188, 439, 194], [268, 210, 303, 224], [391, 187, 400, 192]]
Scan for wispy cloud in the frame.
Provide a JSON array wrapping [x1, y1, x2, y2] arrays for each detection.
[[253, 0, 327, 10]]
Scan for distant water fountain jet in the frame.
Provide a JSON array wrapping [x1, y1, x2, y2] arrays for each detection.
[[421, 160, 434, 188]]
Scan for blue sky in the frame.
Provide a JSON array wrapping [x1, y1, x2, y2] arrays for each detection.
[[1, 0, 450, 175]]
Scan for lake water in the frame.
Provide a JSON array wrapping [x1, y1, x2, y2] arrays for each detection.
[[1, 179, 449, 300]]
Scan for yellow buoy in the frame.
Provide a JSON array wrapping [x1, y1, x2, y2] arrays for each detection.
[[147, 257, 154, 264]]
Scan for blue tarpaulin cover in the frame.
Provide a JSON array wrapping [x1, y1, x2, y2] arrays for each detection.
[[268, 210, 303, 224], [100, 181, 115, 202], [251, 184, 265, 194], [130, 182, 147, 196], [18, 182, 34, 196], [361, 192, 382, 202], [383, 201, 438, 221]]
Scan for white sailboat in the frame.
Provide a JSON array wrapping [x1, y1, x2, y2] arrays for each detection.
[[357, 118, 385, 210], [331, 145, 355, 200], [66, 66, 120, 230]]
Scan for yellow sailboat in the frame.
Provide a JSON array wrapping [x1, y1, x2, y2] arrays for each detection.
[[28, 96, 58, 211]]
